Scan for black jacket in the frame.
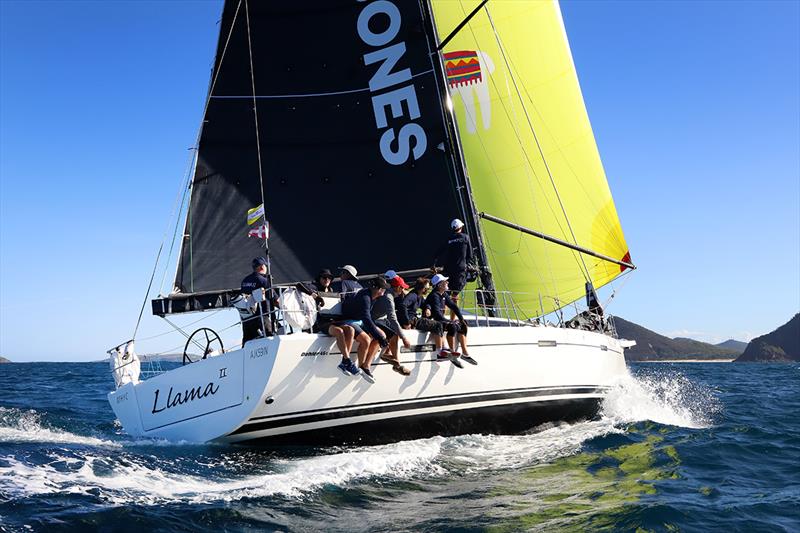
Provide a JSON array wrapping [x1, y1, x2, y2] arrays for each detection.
[[340, 288, 385, 343], [434, 231, 473, 273], [425, 290, 464, 322]]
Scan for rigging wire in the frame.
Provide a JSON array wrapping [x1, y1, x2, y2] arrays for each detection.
[[132, 242, 164, 340], [158, 148, 196, 296], [483, 5, 592, 283], [178, 0, 245, 292], [454, 1, 562, 307], [209, 69, 434, 100], [136, 310, 223, 343], [244, 0, 269, 251], [132, 0, 246, 342]]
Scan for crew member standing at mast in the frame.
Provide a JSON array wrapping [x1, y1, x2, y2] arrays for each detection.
[[434, 218, 473, 315]]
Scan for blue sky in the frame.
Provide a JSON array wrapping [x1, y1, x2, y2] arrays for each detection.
[[1, 0, 798, 362]]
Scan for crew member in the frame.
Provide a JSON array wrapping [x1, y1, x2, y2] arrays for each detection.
[[399, 277, 448, 359], [312, 268, 334, 293], [334, 264, 363, 296], [240, 256, 274, 344], [339, 277, 390, 381], [433, 219, 473, 315], [368, 275, 412, 376], [426, 274, 476, 365]]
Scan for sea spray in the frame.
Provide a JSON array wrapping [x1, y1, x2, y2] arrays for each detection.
[[600, 368, 721, 428]]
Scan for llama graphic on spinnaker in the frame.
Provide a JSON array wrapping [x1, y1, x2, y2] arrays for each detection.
[[444, 50, 495, 133]]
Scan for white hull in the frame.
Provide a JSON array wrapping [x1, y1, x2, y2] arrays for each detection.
[[109, 325, 628, 445]]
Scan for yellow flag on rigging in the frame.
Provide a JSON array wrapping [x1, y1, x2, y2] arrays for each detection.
[[246, 204, 264, 225]]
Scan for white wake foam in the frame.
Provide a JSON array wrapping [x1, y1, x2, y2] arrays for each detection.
[[600, 370, 719, 429], [441, 420, 621, 472], [0, 437, 445, 504], [0, 368, 719, 505], [0, 407, 119, 447]]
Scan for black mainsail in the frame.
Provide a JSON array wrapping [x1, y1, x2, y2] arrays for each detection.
[[174, 0, 471, 294]]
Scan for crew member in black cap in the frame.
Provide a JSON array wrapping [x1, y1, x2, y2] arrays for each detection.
[[312, 268, 334, 293], [240, 256, 273, 343]]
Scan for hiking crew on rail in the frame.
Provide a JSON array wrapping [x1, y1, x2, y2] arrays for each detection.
[[239, 218, 478, 383]]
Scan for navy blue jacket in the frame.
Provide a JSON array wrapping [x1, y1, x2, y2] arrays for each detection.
[[340, 288, 385, 344], [241, 272, 271, 315], [241, 272, 270, 295], [425, 290, 464, 322], [434, 232, 473, 273], [395, 295, 411, 327], [333, 279, 363, 296], [399, 292, 424, 326]]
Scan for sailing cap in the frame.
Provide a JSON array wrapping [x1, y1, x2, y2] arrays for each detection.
[[317, 268, 333, 279], [390, 275, 409, 289], [252, 257, 268, 269], [431, 274, 449, 287], [371, 276, 390, 290], [384, 269, 397, 279], [451, 218, 464, 230], [340, 265, 358, 278]]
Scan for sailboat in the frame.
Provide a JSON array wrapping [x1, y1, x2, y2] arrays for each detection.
[[108, 0, 636, 445]]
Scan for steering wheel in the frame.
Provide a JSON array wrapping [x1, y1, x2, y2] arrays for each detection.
[[182, 328, 224, 365]]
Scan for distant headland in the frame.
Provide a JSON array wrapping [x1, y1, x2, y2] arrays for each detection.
[[735, 314, 799, 363], [612, 317, 741, 361], [0, 356, 11, 364]]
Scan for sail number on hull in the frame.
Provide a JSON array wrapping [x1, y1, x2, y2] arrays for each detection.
[[358, 0, 427, 165]]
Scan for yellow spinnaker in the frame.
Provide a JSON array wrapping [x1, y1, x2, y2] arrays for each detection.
[[431, 0, 631, 317]]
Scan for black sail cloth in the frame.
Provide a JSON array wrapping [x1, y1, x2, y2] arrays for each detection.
[[175, 0, 463, 293]]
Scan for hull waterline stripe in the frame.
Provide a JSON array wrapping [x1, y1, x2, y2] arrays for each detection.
[[230, 387, 605, 436], [246, 384, 607, 422], [225, 397, 602, 445]]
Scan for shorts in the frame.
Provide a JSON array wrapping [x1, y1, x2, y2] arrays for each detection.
[[444, 270, 467, 293], [333, 319, 364, 337], [376, 322, 397, 340], [413, 317, 444, 337], [441, 319, 468, 337], [313, 315, 337, 333]]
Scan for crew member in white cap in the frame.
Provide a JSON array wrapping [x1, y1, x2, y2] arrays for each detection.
[[433, 218, 473, 316], [335, 264, 363, 297], [425, 274, 476, 366]]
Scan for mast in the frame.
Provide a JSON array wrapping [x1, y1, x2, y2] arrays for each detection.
[[420, 0, 496, 300]]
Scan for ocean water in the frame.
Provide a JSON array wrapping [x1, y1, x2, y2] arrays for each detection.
[[0, 362, 798, 532]]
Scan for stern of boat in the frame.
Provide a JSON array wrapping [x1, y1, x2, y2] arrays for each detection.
[[108, 335, 283, 442]]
